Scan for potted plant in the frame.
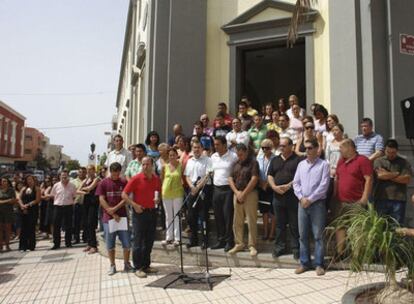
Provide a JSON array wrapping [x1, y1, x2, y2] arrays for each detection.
[[329, 203, 414, 303]]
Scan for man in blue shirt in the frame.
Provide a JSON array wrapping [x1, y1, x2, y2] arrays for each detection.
[[354, 117, 384, 162], [293, 138, 330, 276]]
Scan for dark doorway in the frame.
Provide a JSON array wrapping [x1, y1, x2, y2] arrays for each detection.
[[241, 41, 306, 113]]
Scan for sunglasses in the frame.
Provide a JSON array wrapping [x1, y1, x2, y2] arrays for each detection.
[[279, 144, 287, 148], [305, 126, 314, 130], [261, 146, 271, 150], [305, 146, 315, 150]]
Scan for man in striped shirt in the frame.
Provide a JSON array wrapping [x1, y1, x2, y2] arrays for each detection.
[[354, 117, 384, 162]]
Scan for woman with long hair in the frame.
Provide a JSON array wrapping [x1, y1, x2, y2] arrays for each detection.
[[145, 131, 161, 160], [160, 148, 184, 246], [313, 104, 329, 134], [18, 175, 41, 251], [39, 177, 52, 238], [322, 114, 339, 149], [78, 165, 101, 254], [12, 180, 24, 240], [295, 121, 322, 157], [0, 178, 17, 252]]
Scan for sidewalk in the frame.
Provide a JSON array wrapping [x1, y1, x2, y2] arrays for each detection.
[[0, 239, 384, 304]]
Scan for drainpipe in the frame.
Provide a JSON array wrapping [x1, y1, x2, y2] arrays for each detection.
[[386, 0, 395, 138]]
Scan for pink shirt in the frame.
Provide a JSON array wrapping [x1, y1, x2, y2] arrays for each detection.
[[51, 181, 77, 206]]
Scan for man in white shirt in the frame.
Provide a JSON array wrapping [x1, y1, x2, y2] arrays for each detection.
[[286, 95, 305, 119], [210, 136, 238, 251], [105, 135, 133, 177], [226, 118, 250, 152], [50, 170, 77, 250], [184, 141, 212, 249], [278, 114, 298, 146]]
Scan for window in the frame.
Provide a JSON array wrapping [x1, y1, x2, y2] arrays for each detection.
[[24, 149, 32, 155], [25, 135, 33, 141]]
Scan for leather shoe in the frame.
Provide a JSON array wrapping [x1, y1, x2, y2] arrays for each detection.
[[210, 242, 225, 250], [272, 249, 285, 258], [186, 241, 198, 249], [51, 245, 60, 250], [224, 243, 233, 252], [294, 265, 309, 275], [316, 266, 325, 276]]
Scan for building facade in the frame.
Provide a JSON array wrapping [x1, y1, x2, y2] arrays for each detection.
[[19, 127, 47, 167], [0, 101, 25, 166], [114, 0, 414, 223]]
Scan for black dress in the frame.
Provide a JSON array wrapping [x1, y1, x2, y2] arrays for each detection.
[[19, 187, 39, 251], [82, 178, 99, 248]]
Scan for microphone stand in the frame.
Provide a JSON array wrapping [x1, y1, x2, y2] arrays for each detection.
[[162, 190, 194, 288], [162, 173, 229, 290]]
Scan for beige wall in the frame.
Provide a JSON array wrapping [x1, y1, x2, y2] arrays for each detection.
[[205, 0, 332, 117]]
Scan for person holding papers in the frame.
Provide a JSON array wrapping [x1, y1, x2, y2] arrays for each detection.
[[96, 162, 134, 276], [122, 157, 161, 279]]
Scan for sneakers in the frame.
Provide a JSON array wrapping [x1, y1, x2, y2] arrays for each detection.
[[135, 270, 147, 278], [228, 244, 244, 254], [161, 240, 172, 246], [173, 241, 180, 247], [249, 247, 258, 257], [294, 265, 309, 275], [108, 265, 117, 276], [143, 267, 158, 274], [123, 262, 136, 273], [315, 266, 325, 276]]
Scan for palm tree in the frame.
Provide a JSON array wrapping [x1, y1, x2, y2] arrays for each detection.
[[330, 204, 414, 303], [288, 0, 317, 46]]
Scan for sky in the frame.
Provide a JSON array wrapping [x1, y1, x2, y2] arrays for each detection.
[[0, 0, 129, 165]]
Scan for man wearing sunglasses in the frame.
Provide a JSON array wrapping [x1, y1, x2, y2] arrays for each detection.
[[293, 138, 330, 276]]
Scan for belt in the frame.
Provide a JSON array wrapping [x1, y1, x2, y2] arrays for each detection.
[[214, 185, 231, 190], [142, 207, 157, 212]]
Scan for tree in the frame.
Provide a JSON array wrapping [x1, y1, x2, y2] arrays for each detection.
[[99, 152, 107, 167], [35, 149, 51, 171], [288, 0, 317, 46], [65, 160, 81, 171]]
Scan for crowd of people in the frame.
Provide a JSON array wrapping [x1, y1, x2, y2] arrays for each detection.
[[0, 95, 413, 278]]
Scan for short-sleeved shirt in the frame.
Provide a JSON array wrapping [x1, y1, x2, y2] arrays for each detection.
[[123, 173, 161, 209], [211, 150, 238, 186], [239, 114, 253, 131], [226, 130, 250, 151], [213, 114, 233, 128], [267, 153, 302, 197], [95, 177, 127, 223], [184, 155, 212, 184], [248, 124, 268, 150], [71, 177, 85, 204], [336, 154, 373, 202], [373, 155, 413, 201], [105, 148, 133, 177], [125, 159, 142, 179], [231, 157, 259, 191], [279, 128, 298, 144], [354, 132, 384, 158], [213, 125, 232, 138], [51, 182, 77, 206]]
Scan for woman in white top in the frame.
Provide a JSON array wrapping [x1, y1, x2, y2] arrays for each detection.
[[322, 114, 339, 150], [313, 104, 329, 134], [325, 123, 345, 178]]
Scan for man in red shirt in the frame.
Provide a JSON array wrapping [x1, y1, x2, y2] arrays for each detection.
[[334, 139, 373, 258], [122, 157, 161, 278]]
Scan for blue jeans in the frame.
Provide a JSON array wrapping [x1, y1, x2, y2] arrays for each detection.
[[375, 200, 406, 225], [298, 200, 326, 268], [103, 223, 131, 250]]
